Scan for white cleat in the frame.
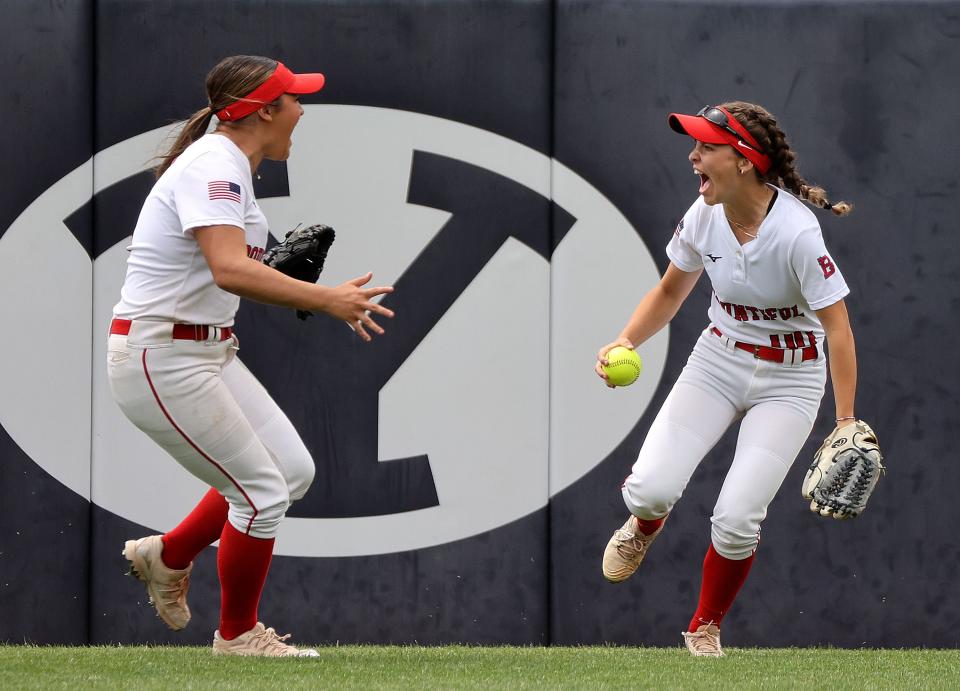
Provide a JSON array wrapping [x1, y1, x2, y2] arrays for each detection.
[[601, 515, 667, 583], [682, 624, 725, 657], [123, 535, 192, 630], [213, 622, 320, 657]]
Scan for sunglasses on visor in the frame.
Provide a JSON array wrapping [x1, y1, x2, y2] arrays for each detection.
[[696, 106, 762, 153]]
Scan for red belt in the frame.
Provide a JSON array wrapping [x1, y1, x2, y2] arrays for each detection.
[[711, 327, 818, 364], [110, 318, 233, 341]]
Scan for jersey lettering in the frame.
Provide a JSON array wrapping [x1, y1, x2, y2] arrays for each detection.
[[715, 295, 806, 323], [246, 244, 265, 261], [818, 255, 836, 278], [668, 195, 849, 349]]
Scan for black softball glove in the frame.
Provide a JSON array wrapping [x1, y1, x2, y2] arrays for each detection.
[[262, 224, 336, 320]]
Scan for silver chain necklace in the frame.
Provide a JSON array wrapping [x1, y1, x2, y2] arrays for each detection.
[[726, 215, 760, 238]]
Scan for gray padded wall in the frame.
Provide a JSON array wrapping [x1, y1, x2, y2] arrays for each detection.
[[85, 0, 555, 646], [1, 0, 958, 647], [550, 0, 960, 648], [0, 0, 94, 644]]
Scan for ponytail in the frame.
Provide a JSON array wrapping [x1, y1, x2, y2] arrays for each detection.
[[153, 56, 278, 178], [154, 107, 215, 178]]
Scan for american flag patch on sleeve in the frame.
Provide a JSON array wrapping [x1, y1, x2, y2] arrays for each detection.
[[208, 180, 242, 203]]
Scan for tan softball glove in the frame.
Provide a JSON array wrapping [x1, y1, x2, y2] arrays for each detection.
[[801, 419, 885, 519]]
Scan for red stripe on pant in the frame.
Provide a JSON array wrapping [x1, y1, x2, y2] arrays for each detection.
[[141, 349, 259, 534]]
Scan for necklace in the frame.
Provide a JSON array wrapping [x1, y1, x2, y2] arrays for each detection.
[[725, 190, 777, 240], [725, 215, 760, 238]]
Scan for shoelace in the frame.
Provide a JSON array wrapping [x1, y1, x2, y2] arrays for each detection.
[[250, 626, 298, 655], [155, 575, 189, 605], [614, 527, 655, 560], [613, 528, 639, 557], [687, 628, 722, 655]]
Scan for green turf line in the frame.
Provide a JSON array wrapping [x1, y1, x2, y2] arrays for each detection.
[[2, 646, 959, 690]]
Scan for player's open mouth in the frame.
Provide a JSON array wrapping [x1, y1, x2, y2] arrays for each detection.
[[696, 171, 711, 195]]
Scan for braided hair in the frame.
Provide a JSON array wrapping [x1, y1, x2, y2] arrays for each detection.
[[722, 101, 853, 217]]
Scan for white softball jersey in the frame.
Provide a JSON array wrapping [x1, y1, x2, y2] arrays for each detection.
[[667, 186, 849, 348], [113, 134, 269, 327]]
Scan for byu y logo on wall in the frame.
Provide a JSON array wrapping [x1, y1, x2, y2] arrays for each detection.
[[0, 106, 666, 556]]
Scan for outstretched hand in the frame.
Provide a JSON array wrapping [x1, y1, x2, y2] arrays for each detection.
[[595, 337, 635, 388], [328, 272, 394, 342]]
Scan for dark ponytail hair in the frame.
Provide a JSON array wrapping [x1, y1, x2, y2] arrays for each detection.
[[723, 101, 853, 217], [154, 55, 278, 177]]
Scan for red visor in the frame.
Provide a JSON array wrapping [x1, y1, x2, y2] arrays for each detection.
[[215, 62, 325, 122], [668, 106, 772, 175]]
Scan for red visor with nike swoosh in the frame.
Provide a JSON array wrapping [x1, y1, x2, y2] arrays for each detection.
[[668, 106, 772, 175], [215, 62, 325, 122]]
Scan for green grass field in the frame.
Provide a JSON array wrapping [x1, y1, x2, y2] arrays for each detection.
[[2, 646, 958, 690]]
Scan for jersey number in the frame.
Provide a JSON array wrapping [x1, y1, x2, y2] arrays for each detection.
[[818, 255, 836, 279]]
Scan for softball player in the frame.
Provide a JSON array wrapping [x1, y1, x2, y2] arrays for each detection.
[[108, 55, 394, 657], [597, 102, 858, 657]]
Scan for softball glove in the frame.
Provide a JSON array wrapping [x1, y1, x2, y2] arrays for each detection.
[[262, 224, 335, 320], [802, 419, 885, 519]]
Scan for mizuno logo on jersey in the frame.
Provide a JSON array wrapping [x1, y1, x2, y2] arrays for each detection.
[[208, 180, 242, 203], [706, 253, 722, 262]]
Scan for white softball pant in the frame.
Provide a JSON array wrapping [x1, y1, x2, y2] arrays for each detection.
[[106, 320, 315, 539], [622, 327, 827, 559]]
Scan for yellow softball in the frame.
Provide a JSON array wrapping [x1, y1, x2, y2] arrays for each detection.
[[602, 346, 642, 387]]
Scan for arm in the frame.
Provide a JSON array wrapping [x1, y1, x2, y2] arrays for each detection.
[[596, 262, 703, 384], [618, 263, 703, 347], [194, 225, 393, 341], [815, 299, 857, 425]]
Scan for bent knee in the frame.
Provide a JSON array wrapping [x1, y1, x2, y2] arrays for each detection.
[[621, 477, 676, 520], [710, 517, 760, 560], [230, 494, 290, 539], [285, 454, 316, 502], [225, 469, 292, 539]]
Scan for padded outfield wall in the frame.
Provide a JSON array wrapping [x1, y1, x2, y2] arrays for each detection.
[[1, 0, 957, 647]]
